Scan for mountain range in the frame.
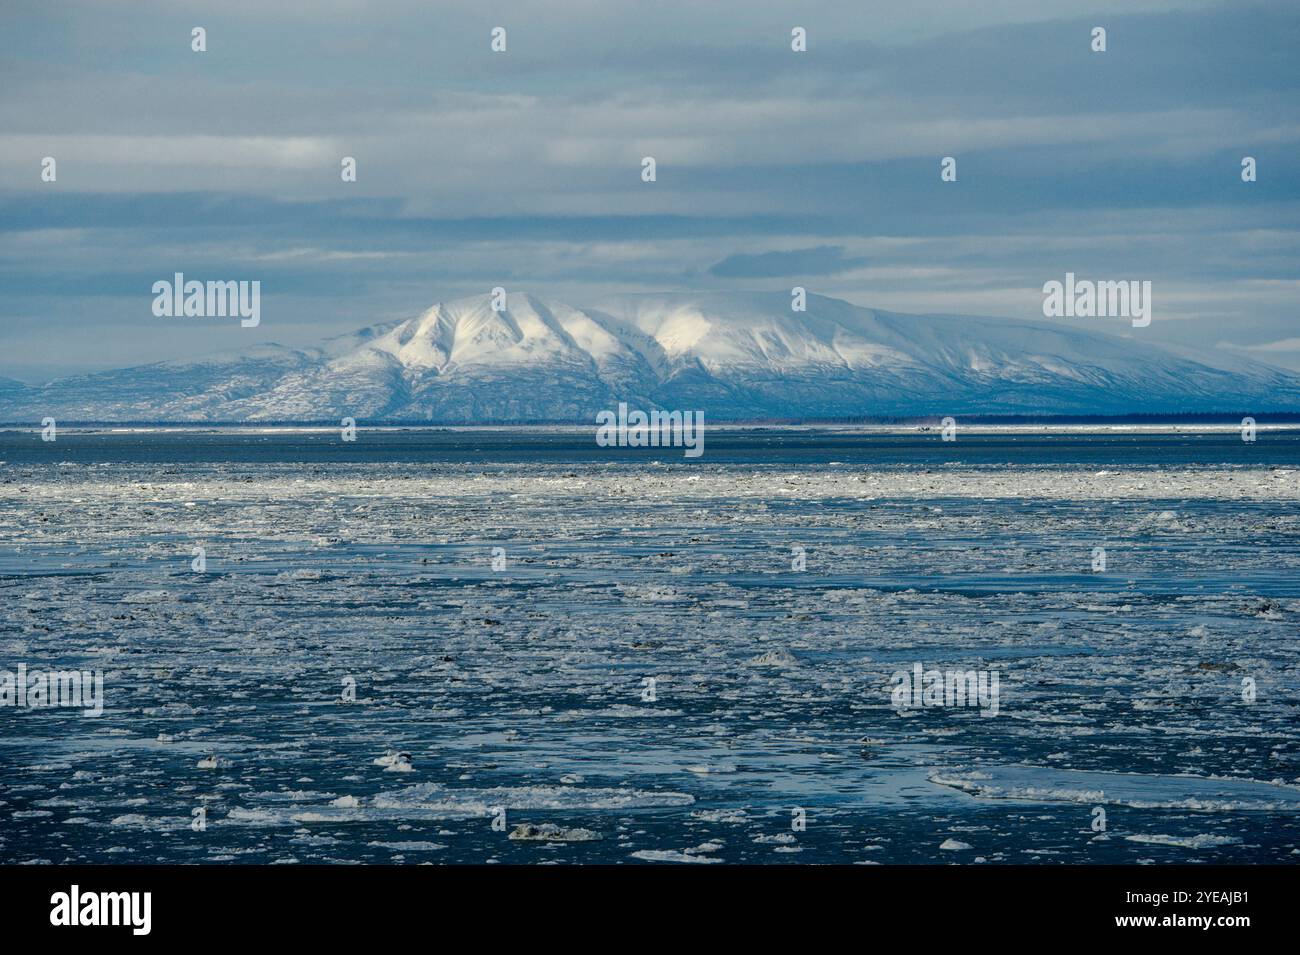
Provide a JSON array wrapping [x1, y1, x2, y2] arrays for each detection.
[[4, 291, 1298, 422]]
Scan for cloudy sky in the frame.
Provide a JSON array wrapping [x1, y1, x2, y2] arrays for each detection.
[[1, 0, 1297, 382]]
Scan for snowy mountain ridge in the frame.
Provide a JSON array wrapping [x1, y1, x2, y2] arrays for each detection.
[[5, 291, 1299, 422]]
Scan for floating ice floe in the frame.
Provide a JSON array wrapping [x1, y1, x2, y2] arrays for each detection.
[[746, 648, 799, 668], [218, 783, 694, 828], [367, 841, 446, 851], [247, 790, 337, 803], [508, 823, 601, 842], [143, 702, 200, 717], [120, 590, 170, 604], [373, 783, 694, 815], [275, 569, 322, 582], [630, 849, 721, 864], [932, 764, 1300, 811], [684, 764, 737, 775], [373, 750, 413, 772], [555, 705, 684, 720], [1124, 834, 1242, 849], [692, 808, 747, 824]]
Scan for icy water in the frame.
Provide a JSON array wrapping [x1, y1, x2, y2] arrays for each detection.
[[1, 429, 1298, 864]]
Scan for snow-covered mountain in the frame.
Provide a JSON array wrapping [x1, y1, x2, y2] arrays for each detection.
[[6, 291, 1300, 422]]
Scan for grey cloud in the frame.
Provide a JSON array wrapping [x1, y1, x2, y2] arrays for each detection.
[[708, 246, 868, 278]]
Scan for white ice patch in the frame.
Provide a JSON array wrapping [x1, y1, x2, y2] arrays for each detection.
[[508, 823, 601, 842], [931, 765, 1300, 811], [219, 784, 693, 826], [374, 783, 694, 814], [746, 648, 799, 668], [630, 849, 721, 864], [1124, 833, 1242, 848], [120, 590, 170, 604]]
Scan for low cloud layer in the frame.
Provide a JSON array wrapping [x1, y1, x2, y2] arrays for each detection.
[[709, 246, 869, 277]]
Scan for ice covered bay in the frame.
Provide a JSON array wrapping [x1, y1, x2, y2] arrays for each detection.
[[1, 430, 1297, 863]]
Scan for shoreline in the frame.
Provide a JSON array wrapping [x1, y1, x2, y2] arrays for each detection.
[[2, 421, 1298, 436]]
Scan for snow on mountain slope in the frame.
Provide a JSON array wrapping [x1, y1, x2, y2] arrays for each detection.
[[593, 292, 1300, 418], [4, 291, 1298, 422]]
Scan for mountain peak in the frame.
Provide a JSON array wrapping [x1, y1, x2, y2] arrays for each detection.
[[6, 291, 1299, 422]]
